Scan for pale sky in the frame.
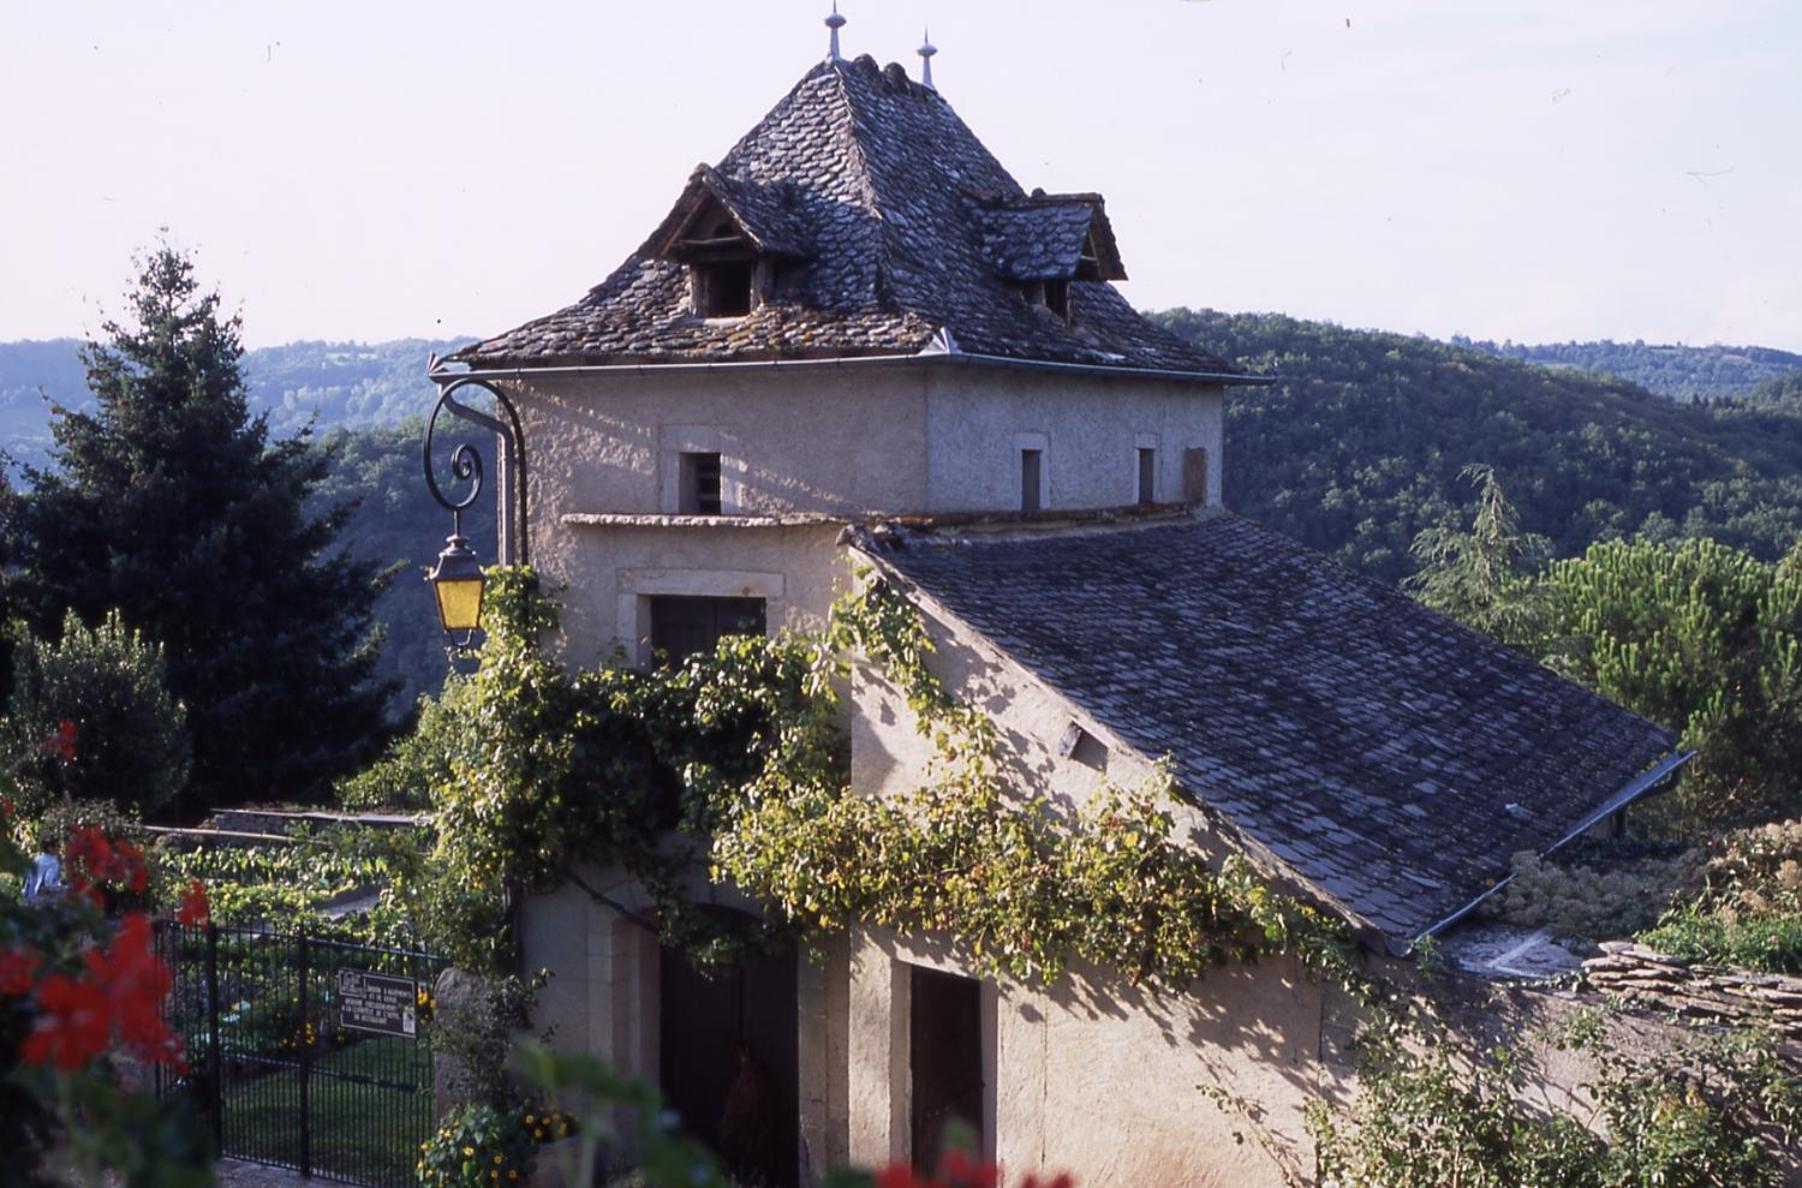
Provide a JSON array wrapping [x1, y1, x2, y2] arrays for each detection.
[[3, 1, 1799, 351]]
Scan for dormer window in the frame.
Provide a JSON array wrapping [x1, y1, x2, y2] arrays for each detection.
[[682, 216, 760, 319], [1019, 278, 1071, 323], [694, 260, 754, 318]]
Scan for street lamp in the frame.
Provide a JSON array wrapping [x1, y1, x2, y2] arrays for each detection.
[[422, 373, 528, 653], [428, 532, 485, 638]]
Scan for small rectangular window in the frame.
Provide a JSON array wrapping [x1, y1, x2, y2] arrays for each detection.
[[1021, 448, 1042, 513], [1137, 447, 1156, 505], [649, 596, 766, 663], [679, 452, 723, 515]]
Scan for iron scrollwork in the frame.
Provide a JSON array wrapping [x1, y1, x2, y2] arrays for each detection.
[[422, 377, 529, 566]]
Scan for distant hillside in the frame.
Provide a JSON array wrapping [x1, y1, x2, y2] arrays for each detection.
[[1153, 309, 1802, 582], [0, 336, 472, 469], [1459, 336, 1802, 403]]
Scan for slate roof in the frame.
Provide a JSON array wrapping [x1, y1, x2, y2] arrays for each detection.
[[860, 514, 1681, 947], [454, 55, 1239, 378]]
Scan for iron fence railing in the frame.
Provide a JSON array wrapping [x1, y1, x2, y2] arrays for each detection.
[[157, 920, 447, 1188]]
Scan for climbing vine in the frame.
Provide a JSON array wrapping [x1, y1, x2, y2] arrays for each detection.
[[387, 567, 1348, 986]]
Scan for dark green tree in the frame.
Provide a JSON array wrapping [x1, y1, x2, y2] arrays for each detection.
[[1406, 464, 1552, 652], [6, 245, 395, 816]]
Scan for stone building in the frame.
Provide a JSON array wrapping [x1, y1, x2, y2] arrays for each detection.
[[432, 26, 1684, 1187]]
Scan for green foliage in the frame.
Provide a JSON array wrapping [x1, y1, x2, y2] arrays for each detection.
[[417, 1103, 537, 1188], [337, 689, 459, 811], [397, 567, 1347, 988], [4, 244, 396, 816], [1406, 464, 1553, 651], [154, 823, 423, 949], [433, 971, 548, 1111], [4, 610, 190, 818], [1309, 1018, 1801, 1187], [1153, 309, 1802, 583], [1640, 820, 1802, 973], [719, 577, 1350, 986], [1541, 537, 1802, 827]]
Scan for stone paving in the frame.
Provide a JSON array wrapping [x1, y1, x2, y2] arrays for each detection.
[[214, 1159, 314, 1187]]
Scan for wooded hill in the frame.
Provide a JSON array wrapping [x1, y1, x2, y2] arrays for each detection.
[[1152, 309, 1802, 584], [1463, 337, 1802, 403]]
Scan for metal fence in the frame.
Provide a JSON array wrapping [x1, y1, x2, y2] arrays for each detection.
[[157, 921, 448, 1187]]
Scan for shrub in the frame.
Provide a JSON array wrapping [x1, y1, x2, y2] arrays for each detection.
[[1639, 819, 1802, 972], [5, 610, 190, 819], [337, 689, 463, 812], [416, 1102, 536, 1188], [1309, 1017, 1801, 1187]]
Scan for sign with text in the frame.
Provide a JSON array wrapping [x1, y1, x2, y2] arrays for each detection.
[[337, 969, 419, 1039]]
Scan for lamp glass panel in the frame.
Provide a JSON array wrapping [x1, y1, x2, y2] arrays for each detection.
[[434, 576, 485, 633]]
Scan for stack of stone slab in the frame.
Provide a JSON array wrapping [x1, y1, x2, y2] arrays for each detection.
[[1583, 941, 1802, 1040]]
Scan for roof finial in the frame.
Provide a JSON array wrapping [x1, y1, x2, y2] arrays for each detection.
[[825, 2, 846, 61], [919, 27, 937, 90]]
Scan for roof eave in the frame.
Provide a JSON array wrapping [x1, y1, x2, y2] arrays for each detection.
[[1407, 748, 1697, 954]]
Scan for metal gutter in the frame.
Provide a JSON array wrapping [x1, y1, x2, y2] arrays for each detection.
[[428, 347, 1270, 388], [1411, 748, 1697, 948]]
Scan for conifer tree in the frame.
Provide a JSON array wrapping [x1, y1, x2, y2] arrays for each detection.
[[7, 245, 395, 816]]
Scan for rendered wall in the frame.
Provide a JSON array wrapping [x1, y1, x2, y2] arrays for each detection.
[[923, 370, 1225, 513], [845, 567, 1331, 1185]]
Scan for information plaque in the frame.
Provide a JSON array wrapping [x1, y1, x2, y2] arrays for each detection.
[[337, 969, 420, 1038]]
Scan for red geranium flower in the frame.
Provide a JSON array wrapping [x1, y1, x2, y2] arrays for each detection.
[[22, 973, 112, 1071], [21, 914, 186, 1075], [38, 719, 78, 762], [0, 947, 41, 997], [176, 880, 209, 928]]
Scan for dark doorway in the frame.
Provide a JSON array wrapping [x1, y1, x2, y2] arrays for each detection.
[[649, 596, 766, 663], [909, 966, 985, 1172], [659, 939, 799, 1188]]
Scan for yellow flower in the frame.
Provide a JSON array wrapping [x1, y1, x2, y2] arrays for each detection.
[[463, 1147, 474, 1157], [494, 1155, 504, 1164], [524, 1114, 535, 1125]]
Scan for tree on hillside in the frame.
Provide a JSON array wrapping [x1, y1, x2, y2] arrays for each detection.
[[4, 245, 395, 817], [1406, 464, 1552, 652]]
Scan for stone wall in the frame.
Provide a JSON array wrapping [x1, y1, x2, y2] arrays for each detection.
[[1583, 941, 1802, 1040]]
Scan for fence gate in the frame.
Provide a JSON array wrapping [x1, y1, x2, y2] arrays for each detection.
[[158, 921, 448, 1187]]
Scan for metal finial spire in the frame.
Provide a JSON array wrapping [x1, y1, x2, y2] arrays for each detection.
[[919, 27, 937, 90], [825, 2, 846, 61]]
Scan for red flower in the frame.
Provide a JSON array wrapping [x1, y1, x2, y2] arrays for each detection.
[[939, 1152, 1000, 1188], [0, 947, 41, 997], [22, 973, 112, 1071], [38, 719, 78, 762], [20, 914, 186, 1075], [876, 1166, 925, 1188], [176, 880, 209, 928], [65, 825, 151, 903]]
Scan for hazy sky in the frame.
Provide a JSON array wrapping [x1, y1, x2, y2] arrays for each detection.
[[4, 1, 1798, 351]]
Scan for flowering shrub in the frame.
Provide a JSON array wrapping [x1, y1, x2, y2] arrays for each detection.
[[417, 1102, 537, 1187], [1479, 846, 1686, 945], [0, 801, 211, 1185]]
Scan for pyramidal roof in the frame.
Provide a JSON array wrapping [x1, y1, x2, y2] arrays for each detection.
[[453, 55, 1244, 379]]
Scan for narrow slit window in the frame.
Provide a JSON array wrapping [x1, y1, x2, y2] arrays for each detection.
[[680, 452, 723, 515], [1138, 447, 1156, 505], [1020, 448, 1042, 513]]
